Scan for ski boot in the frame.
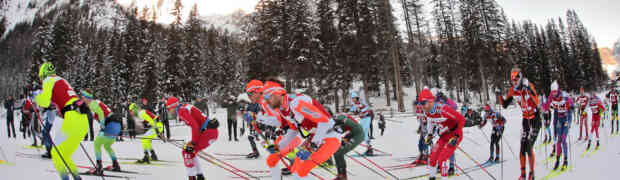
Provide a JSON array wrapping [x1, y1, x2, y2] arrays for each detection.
[[596, 140, 600, 149], [150, 150, 158, 161], [518, 169, 526, 180], [528, 171, 535, 180], [188, 176, 196, 180], [333, 170, 347, 180], [282, 167, 292, 175], [246, 151, 260, 159], [89, 160, 104, 175], [137, 152, 150, 164], [448, 167, 455, 176], [553, 157, 561, 170], [586, 140, 591, 150], [562, 158, 568, 170], [196, 174, 205, 180], [487, 157, 494, 164], [107, 160, 121, 172], [364, 147, 374, 156], [494, 156, 500, 163], [41, 151, 51, 159], [429, 177, 436, 180]]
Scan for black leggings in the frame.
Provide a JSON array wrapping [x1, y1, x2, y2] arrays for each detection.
[[520, 114, 541, 156], [490, 128, 503, 158]]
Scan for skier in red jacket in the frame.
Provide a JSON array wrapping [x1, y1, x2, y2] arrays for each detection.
[[417, 88, 465, 180], [166, 96, 219, 180]]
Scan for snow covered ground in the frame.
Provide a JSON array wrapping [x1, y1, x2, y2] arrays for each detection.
[[1, 100, 619, 180]]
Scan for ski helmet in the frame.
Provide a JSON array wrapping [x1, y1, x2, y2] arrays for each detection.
[[484, 104, 491, 112], [418, 88, 434, 104], [551, 80, 559, 96], [38, 62, 56, 81], [129, 103, 137, 113], [351, 92, 359, 99], [245, 80, 264, 93], [166, 96, 179, 109]]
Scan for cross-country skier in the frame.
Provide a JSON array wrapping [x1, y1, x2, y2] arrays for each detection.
[[21, 95, 40, 146], [244, 79, 264, 159], [349, 92, 374, 155], [543, 81, 573, 171], [166, 96, 219, 180], [417, 88, 465, 180], [606, 88, 619, 134], [79, 89, 122, 175], [261, 81, 341, 180], [129, 102, 163, 164], [576, 88, 589, 140], [480, 104, 506, 163], [35, 62, 89, 180], [415, 103, 430, 165], [332, 113, 364, 180], [587, 94, 605, 149], [498, 67, 541, 180]]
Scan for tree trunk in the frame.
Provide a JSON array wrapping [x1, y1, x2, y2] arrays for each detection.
[[334, 88, 340, 113], [383, 0, 405, 112], [384, 70, 391, 106]]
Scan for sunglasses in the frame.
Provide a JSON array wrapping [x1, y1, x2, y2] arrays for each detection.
[[416, 100, 429, 106]]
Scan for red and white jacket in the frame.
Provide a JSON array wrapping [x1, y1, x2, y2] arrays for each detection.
[[425, 103, 465, 139], [178, 104, 209, 144]]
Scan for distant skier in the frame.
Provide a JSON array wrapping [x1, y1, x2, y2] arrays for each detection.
[[606, 88, 619, 134], [378, 113, 386, 136], [576, 88, 589, 140], [129, 102, 163, 164], [4, 95, 16, 138], [480, 104, 506, 163], [244, 80, 264, 159], [543, 81, 573, 171], [80, 89, 123, 175], [498, 67, 541, 180], [35, 62, 89, 180], [417, 88, 465, 180], [332, 113, 364, 180], [21, 95, 40, 146], [350, 92, 374, 155], [166, 96, 219, 180], [587, 94, 605, 149], [414, 103, 430, 165]]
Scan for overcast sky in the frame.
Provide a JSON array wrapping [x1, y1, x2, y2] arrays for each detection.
[[496, 0, 620, 48]]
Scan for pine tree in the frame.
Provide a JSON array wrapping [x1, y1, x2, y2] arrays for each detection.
[[184, 3, 203, 99], [163, 0, 185, 99]]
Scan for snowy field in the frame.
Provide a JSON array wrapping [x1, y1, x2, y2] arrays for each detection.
[[1, 100, 619, 180]]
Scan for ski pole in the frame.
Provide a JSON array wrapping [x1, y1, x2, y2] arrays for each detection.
[[500, 135, 516, 159], [455, 163, 474, 180], [33, 107, 76, 178], [169, 141, 253, 180], [351, 149, 399, 180], [457, 146, 497, 180], [345, 154, 387, 178], [80, 143, 105, 180]]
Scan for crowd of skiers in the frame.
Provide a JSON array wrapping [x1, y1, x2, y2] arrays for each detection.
[[3, 62, 619, 180]]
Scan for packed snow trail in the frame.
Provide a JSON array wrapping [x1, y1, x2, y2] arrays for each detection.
[[1, 105, 619, 179]]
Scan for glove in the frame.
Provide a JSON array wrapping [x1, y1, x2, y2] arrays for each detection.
[[425, 135, 433, 145], [184, 142, 195, 153], [266, 144, 279, 154], [449, 135, 459, 146], [296, 149, 311, 160]]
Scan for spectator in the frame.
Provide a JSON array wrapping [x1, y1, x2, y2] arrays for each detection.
[[223, 94, 239, 141], [4, 96, 16, 138]]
